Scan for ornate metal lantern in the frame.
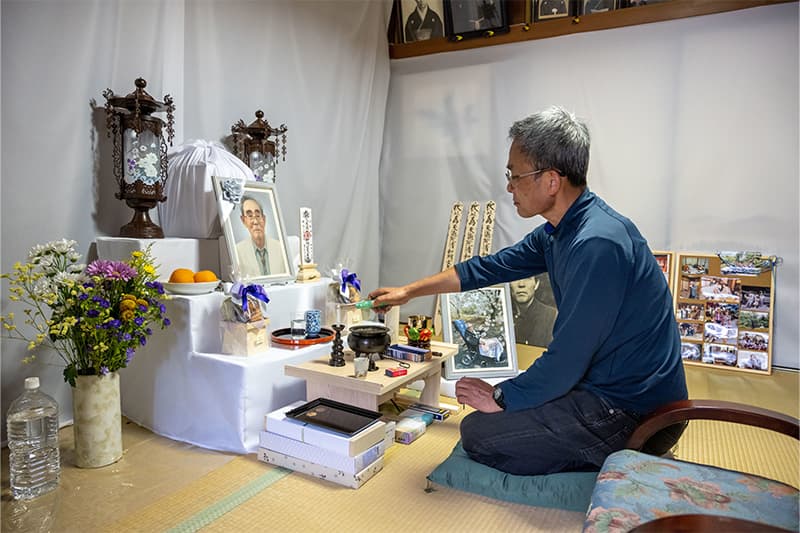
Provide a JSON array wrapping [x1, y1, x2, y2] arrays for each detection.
[[103, 78, 175, 238], [231, 110, 287, 183]]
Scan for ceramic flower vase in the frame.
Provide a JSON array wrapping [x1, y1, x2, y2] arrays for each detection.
[[72, 372, 123, 468]]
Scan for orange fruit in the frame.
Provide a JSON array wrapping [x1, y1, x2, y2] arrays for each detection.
[[169, 268, 195, 283], [193, 270, 218, 283]]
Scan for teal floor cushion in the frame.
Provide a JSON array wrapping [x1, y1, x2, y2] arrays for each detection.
[[583, 449, 799, 532], [426, 442, 598, 512]]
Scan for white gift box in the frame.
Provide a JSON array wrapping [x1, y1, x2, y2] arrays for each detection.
[[264, 400, 385, 456], [257, 448, 384, 489], [259, 430, 384, 474], [220, 319, 270, 356]]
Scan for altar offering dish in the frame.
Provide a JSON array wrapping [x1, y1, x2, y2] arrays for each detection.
[[163, 280, 220, 295]]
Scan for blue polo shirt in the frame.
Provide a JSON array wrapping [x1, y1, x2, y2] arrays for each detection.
[[454, 189, 687, 415]]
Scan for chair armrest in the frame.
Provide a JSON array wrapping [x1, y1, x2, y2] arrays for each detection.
[[626, 399, 799, 451], [630, 514, 793, 532]]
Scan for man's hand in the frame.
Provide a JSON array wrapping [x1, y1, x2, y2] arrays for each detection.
[[455, 377, 503, 413], [368, 287, 411, 309]]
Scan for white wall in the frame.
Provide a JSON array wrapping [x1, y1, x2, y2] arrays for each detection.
[[380, 4, 799, 369]]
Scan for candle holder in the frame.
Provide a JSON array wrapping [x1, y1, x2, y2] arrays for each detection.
[[329, 323, 346, 367]]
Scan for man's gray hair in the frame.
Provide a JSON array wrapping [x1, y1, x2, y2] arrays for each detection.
[[509, 106, 591, 187], [240, 195, 265, 216]]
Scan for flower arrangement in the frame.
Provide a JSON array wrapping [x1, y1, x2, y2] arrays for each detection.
[[0, 239, 170, 386]]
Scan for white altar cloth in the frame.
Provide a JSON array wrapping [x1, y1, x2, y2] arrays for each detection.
[[120, 279, 332, 454]]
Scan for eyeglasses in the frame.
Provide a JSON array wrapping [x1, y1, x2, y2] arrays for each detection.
[[505, 167, 549, 185], [243, 210, 264, 220]]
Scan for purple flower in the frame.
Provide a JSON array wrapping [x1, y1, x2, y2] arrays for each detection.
[[134, 316, 144, 326], [100, 366, 109, 375], [125, 348, 134, 364], [158, 303, 166, 314], [85, 259, 137, 281], [163, 318, 171, 327], [78, 293, 89, 301], [87, 309, 100, 318], [92, 296, 110, 308], [106, 319, 121, 329], [145, 327, 152, 335], [138, 304, 147, 312], [139, 336, 147, 346], [123, 333, 132, 341], [146, 281, 165, 295]]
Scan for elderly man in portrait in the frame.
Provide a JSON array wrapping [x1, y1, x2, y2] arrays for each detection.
[[236, 195, 287, 278]]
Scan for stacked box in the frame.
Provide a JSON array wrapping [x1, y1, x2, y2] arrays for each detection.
[[220, 318, 270, 356], [386, 344, 432, 362], [258, 401, 388, 488], [394, 417, 426, 444]]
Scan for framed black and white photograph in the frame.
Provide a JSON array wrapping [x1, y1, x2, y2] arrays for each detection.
[[509, 273, 557, 348], [441, 284, 518, 379], [581, 0, 617, 15], [445, 0, 509, 41], [212, 177, 294, 284], [534, 0, 571, 21], [400, 0, 446, 43]]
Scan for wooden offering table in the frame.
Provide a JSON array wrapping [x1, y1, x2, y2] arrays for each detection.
[[284, 341, 458, 411]]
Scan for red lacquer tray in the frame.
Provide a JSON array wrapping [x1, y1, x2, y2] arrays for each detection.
[[271, 327, 335, 348]]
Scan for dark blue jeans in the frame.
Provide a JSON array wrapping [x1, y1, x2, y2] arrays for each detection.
[[460, 389, 642, 475]]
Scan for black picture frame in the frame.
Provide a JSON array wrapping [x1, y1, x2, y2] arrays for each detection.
[[533, 0, 572, 21], [580, 0, 617, 15], [444, 0, 509, 41], [399, 0, 447, 43]]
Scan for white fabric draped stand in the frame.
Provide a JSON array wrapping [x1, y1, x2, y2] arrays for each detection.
[[120, 279, 332, 454]]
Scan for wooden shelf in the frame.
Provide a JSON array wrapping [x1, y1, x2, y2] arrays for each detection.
[[389, 0, 794, 60]]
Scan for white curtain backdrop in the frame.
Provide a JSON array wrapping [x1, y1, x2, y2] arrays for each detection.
[[1, 1, 797, 441], [380, 4, 799, 370], [1, 0, 391, 437]]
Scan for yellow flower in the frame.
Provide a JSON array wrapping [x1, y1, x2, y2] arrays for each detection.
[[120, 299, 137, 311], [131, 251, 143, 258], [27, 341, 36, 351], [136, 299, 148, 308], [121, 309, 134, 321], [144, 264, 155, 275], [9, 295, 19, 301]]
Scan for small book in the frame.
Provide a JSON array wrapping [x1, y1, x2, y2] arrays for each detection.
[[409, 403, 450, 421]]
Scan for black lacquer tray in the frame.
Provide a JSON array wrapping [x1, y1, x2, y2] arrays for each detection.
[[284, 398, 382, 436]]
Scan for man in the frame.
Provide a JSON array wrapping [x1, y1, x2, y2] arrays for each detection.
[[370, 106, 687, 475], [510, 274, 557, 347], [236, 195, 287, 278], [404, 0, 443, 42]]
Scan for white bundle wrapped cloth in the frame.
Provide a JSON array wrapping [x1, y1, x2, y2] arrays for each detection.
[[158, 140, 255, 239]]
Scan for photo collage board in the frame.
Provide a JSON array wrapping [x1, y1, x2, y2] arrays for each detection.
[[672, 252, 776, 375]]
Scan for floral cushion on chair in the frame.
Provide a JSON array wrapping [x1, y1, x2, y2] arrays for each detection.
[[583, 449, 799, 532]]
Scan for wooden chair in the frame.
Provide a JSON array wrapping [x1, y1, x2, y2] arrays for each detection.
[[584, 400, 799, 532]]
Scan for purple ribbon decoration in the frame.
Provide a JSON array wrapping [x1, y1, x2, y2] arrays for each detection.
[[339, 269, 361, 298], [233, 283, 270, 312]]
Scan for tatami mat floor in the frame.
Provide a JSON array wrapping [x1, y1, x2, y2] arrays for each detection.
[[2, 365, 798, 532]]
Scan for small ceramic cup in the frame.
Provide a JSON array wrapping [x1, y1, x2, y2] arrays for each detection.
[[353, 356, 369, 378], [305, 309, 322, 337]]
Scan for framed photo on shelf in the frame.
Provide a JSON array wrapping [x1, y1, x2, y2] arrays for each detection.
[[534, 0, 571, 21], [580, 0, 617, 15], [675, 251, 775, 375], [444, 0, 509, 41], [441, 284, 518, 379], [212, 177, 294, 284], [652, 250, 675, 296], [399, 0, 446, 43]]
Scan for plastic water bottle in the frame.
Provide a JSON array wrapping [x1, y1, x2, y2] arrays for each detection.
[[7, 377, 60, 500]]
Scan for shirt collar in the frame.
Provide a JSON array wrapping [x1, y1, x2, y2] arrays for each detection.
[[543, 188, 594, 236]]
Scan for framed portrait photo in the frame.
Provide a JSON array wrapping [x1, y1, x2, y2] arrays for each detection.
[[580, 0, 617, 15], [651, 250, 675, 296], [441, 284, 518, 380], [444, 0, 509, 41], [400, 0, 446, 43], [212, 177, 294, 284], [534, 0, 571, 21]]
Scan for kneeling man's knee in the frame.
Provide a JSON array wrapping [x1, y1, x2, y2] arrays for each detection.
[[459, 411, 486, 453]]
